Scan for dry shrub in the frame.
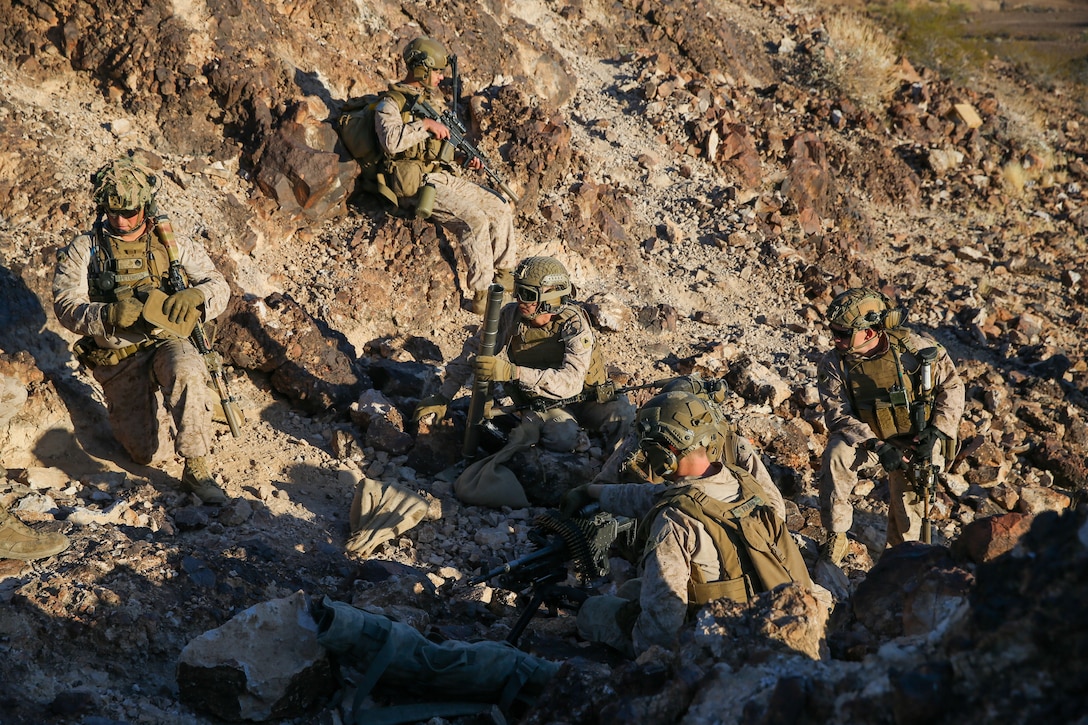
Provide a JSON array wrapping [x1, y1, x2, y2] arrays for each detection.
[[1002, 161, 1027, 197], [821, 12, 900, 112]]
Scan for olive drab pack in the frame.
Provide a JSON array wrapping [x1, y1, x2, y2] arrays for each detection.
[[336, 90, 408, 197], [645, 464, 812, 606]]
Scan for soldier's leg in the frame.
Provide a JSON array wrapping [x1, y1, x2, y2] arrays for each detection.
[[152, 339, 214, 459], [93, 351, 159, 465], [429, 174, 512, 292], [571, 396, 635, 451], [537, 407, 581, 452], [887, 470, 923, 545], [818, 433, 873, 533], [576, 594, 637, 658]]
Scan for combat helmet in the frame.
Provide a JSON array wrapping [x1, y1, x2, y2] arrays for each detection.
[[92, 156, 161, 213], [825, 287, 904, 331], [513, 256, 572, 315], [403, 37, 449, 82], [634, 391, 721, 478]]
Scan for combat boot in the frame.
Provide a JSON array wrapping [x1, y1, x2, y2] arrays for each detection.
[[0, 504, 70, 561], [494, 268, 514, 295], [820, 531, 850, 566], [471, 289, 489, 316], [181, 457, 229, 505]]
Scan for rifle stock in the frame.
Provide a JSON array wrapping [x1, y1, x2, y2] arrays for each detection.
[[462, 284, 506, 459], [410, 97, 520, 203]]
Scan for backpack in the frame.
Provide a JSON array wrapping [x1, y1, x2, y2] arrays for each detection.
[[336, 90, 407, 180], [315, 597, 559, 724], [649, 464, 813, 605]]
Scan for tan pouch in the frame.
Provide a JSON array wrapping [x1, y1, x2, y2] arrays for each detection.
[[389, 159, 425, 198], [141, 288, 197, 339]]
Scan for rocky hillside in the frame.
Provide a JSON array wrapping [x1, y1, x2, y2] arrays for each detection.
[[0, 0, 1086, 723]]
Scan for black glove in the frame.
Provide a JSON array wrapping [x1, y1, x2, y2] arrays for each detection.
[[875, 442, 905, 472], [560, 484, 595, 518], [914, 426, 948, 461]]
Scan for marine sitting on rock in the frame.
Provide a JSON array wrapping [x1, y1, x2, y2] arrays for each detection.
[[429, 256, 635, 508]]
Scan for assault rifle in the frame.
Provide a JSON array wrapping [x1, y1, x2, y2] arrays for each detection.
[[912, 347, 941, 544], [153, 213, 245, 438], [407, 96, 520, 204], [470, 505, 635, 646]]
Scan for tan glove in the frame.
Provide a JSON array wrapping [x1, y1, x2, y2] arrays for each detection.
[[475, 355, 516, 382], [162, 287, 205, 325], [412, 394, 449, 423], [104, 296, 145, 328]]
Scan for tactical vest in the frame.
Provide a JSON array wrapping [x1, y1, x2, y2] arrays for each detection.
[[507, 305, 606, 390], [87, 223, 170, 303], [842, 330, 933, 440], [643, 464, 812, 606], [372, 83, 455, 204]]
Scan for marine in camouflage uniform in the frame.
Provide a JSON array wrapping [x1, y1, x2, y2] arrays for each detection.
[[593, 376, 786, 521], [52, 156, 231, 504], [473, 256, 635, 451], [374, 36, 518, 312], [564, 391, 812, 657], [817, 288, 965, 562]]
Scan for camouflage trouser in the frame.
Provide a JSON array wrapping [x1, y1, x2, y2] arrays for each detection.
[[423, 171, 518, 293], [819, 432, 946, 547], [534, 396, 635, 453], [92, 338, 214, 465]]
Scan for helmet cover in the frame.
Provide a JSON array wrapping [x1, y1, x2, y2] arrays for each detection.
[[825, 288, 891, 330], [92, 157, 160, 212], [513, 256, 572, 315]]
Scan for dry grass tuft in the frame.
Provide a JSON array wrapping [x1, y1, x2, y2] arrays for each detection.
[[820, 12, 900, 112]]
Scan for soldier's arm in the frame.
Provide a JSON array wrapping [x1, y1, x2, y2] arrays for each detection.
[[597, 482, 665, 519], [374, 97, 432, 155], [632, 513, 694, 654], [930, 349, 966, 439], [817, 352, 874, 445], [175, 233, 230, 321], [515, 313, 593, 400], [52, 234, 109, 338]]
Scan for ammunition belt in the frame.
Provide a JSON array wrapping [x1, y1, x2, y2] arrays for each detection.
[[73, 337, 158, 370]]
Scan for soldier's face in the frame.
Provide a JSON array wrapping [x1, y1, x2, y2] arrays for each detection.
[[105, 208, 146, 236]]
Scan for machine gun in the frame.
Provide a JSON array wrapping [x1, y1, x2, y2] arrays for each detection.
[[153, 213, 245, 438], [407, 96, 520, 204], [470, 505, 636, 646]]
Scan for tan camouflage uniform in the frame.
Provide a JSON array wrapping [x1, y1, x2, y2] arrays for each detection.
[[577, 464, 745, 655], [374, 89, 517, 294], [441, 302, 634, 449], [817, 330, 965, 545], [53, 227, 229, 465]]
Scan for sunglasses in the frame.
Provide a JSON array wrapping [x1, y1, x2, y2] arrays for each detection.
[[106, 208, 142, 220], [514, 284, 540, 303], [830, 327, 854, 340]]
